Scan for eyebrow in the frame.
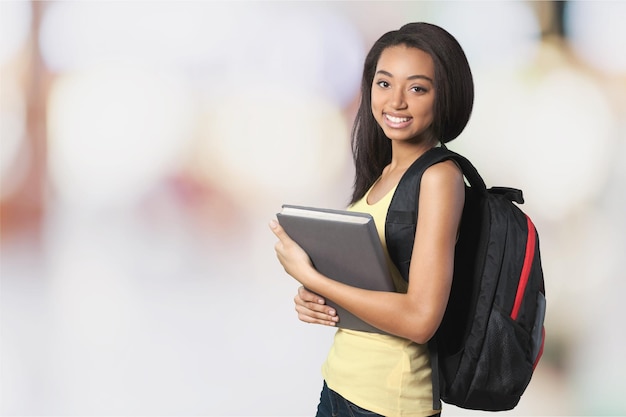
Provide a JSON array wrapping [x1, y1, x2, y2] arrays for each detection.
[[376, 70, 434, 84]]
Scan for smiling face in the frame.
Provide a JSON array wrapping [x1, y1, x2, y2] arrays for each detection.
[[371, 45, 436, 145]]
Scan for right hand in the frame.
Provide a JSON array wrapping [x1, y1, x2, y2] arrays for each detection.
[[294, 286, 339, 326]]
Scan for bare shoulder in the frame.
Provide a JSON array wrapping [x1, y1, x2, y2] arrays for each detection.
[[418, 159, 465, 227], [421, 159, 464, 191]]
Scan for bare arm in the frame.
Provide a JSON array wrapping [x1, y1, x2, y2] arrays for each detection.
[[271, 160, 464, 343]]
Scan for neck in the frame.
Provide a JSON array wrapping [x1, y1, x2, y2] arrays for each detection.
[[388, 140, 437, 171]]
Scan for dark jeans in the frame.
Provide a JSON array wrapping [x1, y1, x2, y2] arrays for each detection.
[[315, 381, 384, 417], [315, 381, 442, 417]]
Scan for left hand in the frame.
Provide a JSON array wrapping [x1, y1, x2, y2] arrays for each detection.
[[269, 219, 314, 283], [294, 286, 338, 326]]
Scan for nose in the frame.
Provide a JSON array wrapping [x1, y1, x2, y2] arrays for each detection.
[[390, 88, 407, 110]]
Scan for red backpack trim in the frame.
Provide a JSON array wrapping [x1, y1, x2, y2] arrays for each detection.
[[511, 216, 536, 320]]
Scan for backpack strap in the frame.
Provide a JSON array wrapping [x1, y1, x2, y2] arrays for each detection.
[[438, 145, 487, 193], [440, 147, 525, 206], [385, 145, 488, 411], [398, 145, 489, 199], [386, 147, 464, 282]]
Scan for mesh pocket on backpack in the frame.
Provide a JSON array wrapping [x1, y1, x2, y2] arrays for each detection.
[[467, 306, 533, 408]]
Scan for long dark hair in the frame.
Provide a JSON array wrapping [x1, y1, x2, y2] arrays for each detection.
[[350, 22, 474, 205]]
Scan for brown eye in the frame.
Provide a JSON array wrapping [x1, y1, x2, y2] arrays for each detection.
[[411, 86, 427, 93]]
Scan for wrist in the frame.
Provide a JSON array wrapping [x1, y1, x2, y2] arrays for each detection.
[[300, 266, 326, 294]]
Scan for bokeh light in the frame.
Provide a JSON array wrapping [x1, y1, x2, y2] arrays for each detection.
[[0, 0, 31, 65], [47, 65, 195, 209], [511, 67, 614, 220], [196, 86, 351, 210], [39, 1, 364, 108], [39, 1, 153, 72], [455, 49, 614, 222], [0, 77, 28, 201], [0, 1, 32, 202], [566, 1, 626, 74], [433, 1, 541, 70]]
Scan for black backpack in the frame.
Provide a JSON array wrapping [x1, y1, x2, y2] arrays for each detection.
[[385, 146, 546, 411]]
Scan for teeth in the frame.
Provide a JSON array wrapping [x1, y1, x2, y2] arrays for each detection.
[[386, 114, 410, 123]]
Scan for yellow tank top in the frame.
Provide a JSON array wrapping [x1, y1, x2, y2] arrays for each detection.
[[321, 181, 437, 417]]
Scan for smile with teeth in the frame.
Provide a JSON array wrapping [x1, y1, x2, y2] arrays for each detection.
[[384, 114, 412, 125]]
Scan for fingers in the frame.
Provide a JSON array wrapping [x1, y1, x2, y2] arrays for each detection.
[[269, 219, 288, 241], [295, 303, 338, 326], [294, 286, 338, 326], [271, 222, 336, 326], [269, 219, 294, 257], [298, 285, 324, 304]]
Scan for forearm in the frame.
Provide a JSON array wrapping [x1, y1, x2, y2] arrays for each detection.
[[303, 268, 441, 344], [271, 218, 447, 342]]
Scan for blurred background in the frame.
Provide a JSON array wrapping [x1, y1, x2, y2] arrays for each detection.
[[1, 1, 625, 415]]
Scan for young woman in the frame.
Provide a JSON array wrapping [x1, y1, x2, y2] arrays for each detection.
[[270, 22, 474, 417]]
